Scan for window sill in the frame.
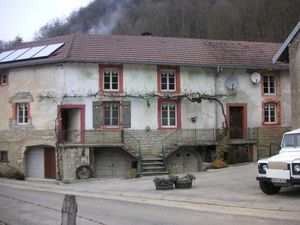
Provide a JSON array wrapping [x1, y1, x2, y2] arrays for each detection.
[[158, 127, 179, 130], [102, 127, 122, 131], [262, 123, 281, 127], [158, 90, 180, 95], [100, 90, 123, 94], [9, 119, 33, 129]]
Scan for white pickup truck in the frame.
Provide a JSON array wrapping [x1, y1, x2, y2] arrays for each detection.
[[256, 128, 300, 194]]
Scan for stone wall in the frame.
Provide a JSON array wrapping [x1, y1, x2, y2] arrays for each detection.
[[256, 126, 290, 159], [0, 130, 56, 175], [289, 31, 300, 129], [124, 129, 176, 157], [61, 147, 90, 181]]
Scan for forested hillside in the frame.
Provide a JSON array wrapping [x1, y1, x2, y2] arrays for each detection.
[[35, 0, 300, 43], [1, 0, 300, 51]]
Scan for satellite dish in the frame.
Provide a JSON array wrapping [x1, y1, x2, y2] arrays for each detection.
[[225, 75, 238, 90], [250, 72, 261, 84]]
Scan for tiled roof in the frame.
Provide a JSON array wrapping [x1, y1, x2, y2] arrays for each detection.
[[0, 34, 288, 70]]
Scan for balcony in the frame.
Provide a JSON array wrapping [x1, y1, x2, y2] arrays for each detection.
[[57, 128, 258, 145], [57, 129, 123, 145]]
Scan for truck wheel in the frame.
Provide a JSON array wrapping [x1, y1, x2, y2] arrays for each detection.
[[76, 165, 93, 179], [259, 181, 281, 195]]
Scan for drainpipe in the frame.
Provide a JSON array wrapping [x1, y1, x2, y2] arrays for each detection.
[[214, 66, 223, 139]]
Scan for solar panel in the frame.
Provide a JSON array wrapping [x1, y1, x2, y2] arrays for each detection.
[[16, 45, 47, 60], [0, 50, 16, 61], [1, 48, 30, 62], [32, 43, 64, 58], [0, 42, 64, 63]]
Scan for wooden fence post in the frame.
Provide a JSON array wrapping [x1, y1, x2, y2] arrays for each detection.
[[61, 194, 77, 225]]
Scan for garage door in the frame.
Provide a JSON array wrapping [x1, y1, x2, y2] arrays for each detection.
[[94, 148, 133, 178], [26, 147, 44, 178], [168, 149, 199, 173]]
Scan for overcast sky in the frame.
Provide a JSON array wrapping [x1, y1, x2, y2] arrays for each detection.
[[0, 0, 92, 42]]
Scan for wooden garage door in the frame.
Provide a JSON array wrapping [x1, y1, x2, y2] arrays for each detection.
[[44, 148, 56, 179], [26, 147, 44, 178], [168, 149, 198, 173], [94, 148, 132, 178]]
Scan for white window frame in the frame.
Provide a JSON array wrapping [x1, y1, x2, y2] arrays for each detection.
[[160, 70, 176, 91], [161, 102, 177, 127], [17, 103, 29, 125], [263, 75, 276, 95], [103, 103, 120, 127], [103, 68, 119, 91], [264, 103, 276, 124]]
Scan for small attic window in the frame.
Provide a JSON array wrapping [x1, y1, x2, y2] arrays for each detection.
[[0, 70, 8, 86]]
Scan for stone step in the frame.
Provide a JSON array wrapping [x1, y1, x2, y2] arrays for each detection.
[[142, 166, 165, 170], [141, 156, 168, 176], [142, 162, 164, 166], [142, 171, 170, 176], [142, 158, 163, 161]]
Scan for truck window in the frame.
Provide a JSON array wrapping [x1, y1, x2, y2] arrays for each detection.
[[282, 134, 300, 147]]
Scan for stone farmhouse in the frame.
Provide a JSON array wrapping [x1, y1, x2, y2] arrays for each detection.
[[0, 34, 290, 181]]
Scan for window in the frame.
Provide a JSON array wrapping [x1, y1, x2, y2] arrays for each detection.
[[17, 103, 29, 124], [158, 99, 181, 129], [0, 151, 8, 162], [161, 103, 177, 127], [99, 64, 123, 93], [264, 103, 276, 124], [161, 70, 176, 91], [263, 75, 276, 94], [0, 71, 8, 86], [157, 66, 180, 94], [103, 103, 119, 126], [104, 68, 119, 91]]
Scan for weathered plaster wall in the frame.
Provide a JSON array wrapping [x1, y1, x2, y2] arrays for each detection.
[[181, 67, 216, 129], [280, 71, 292, 127], [216, 69, 263, 128]]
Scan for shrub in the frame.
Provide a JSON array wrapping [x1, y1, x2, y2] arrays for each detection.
[[10, 171, 25, 180], [216, 135, 230, 160], [3, 166, 25, 180], [211, 159, 228, 169], [168, 167, 177, 174], [127, 169, 136, 179]]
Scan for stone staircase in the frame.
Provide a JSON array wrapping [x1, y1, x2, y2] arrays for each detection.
[[141, 157, 169, 176]]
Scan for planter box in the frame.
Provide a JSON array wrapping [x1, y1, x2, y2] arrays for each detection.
[[174, 174, 195, 189], [155, 182, 174, 190], [153, 177, 174, 190], [174, 180, 193, 189]]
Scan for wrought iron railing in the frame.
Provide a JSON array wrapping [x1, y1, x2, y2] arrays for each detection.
[[57, 129, 123, 144], [161, 128, 259, 157], [122, 131, 142, 159]]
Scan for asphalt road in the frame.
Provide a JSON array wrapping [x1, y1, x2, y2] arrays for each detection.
[[0, 185, 299, 225], [0, 163, 300, 225]]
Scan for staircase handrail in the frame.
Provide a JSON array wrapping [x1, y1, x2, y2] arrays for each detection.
[[123, 131, 142, 159], [161, 130, 178, 159]]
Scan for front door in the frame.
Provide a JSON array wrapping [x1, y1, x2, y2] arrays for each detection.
[[44, 148, 56, 179], [229, 106, 244, 139]]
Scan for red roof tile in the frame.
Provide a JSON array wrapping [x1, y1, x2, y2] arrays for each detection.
[[0, 34, 288, 70]]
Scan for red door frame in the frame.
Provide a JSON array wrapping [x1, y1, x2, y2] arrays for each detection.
[[57, 104, 85, 143], [226, 103, 248, 139]]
